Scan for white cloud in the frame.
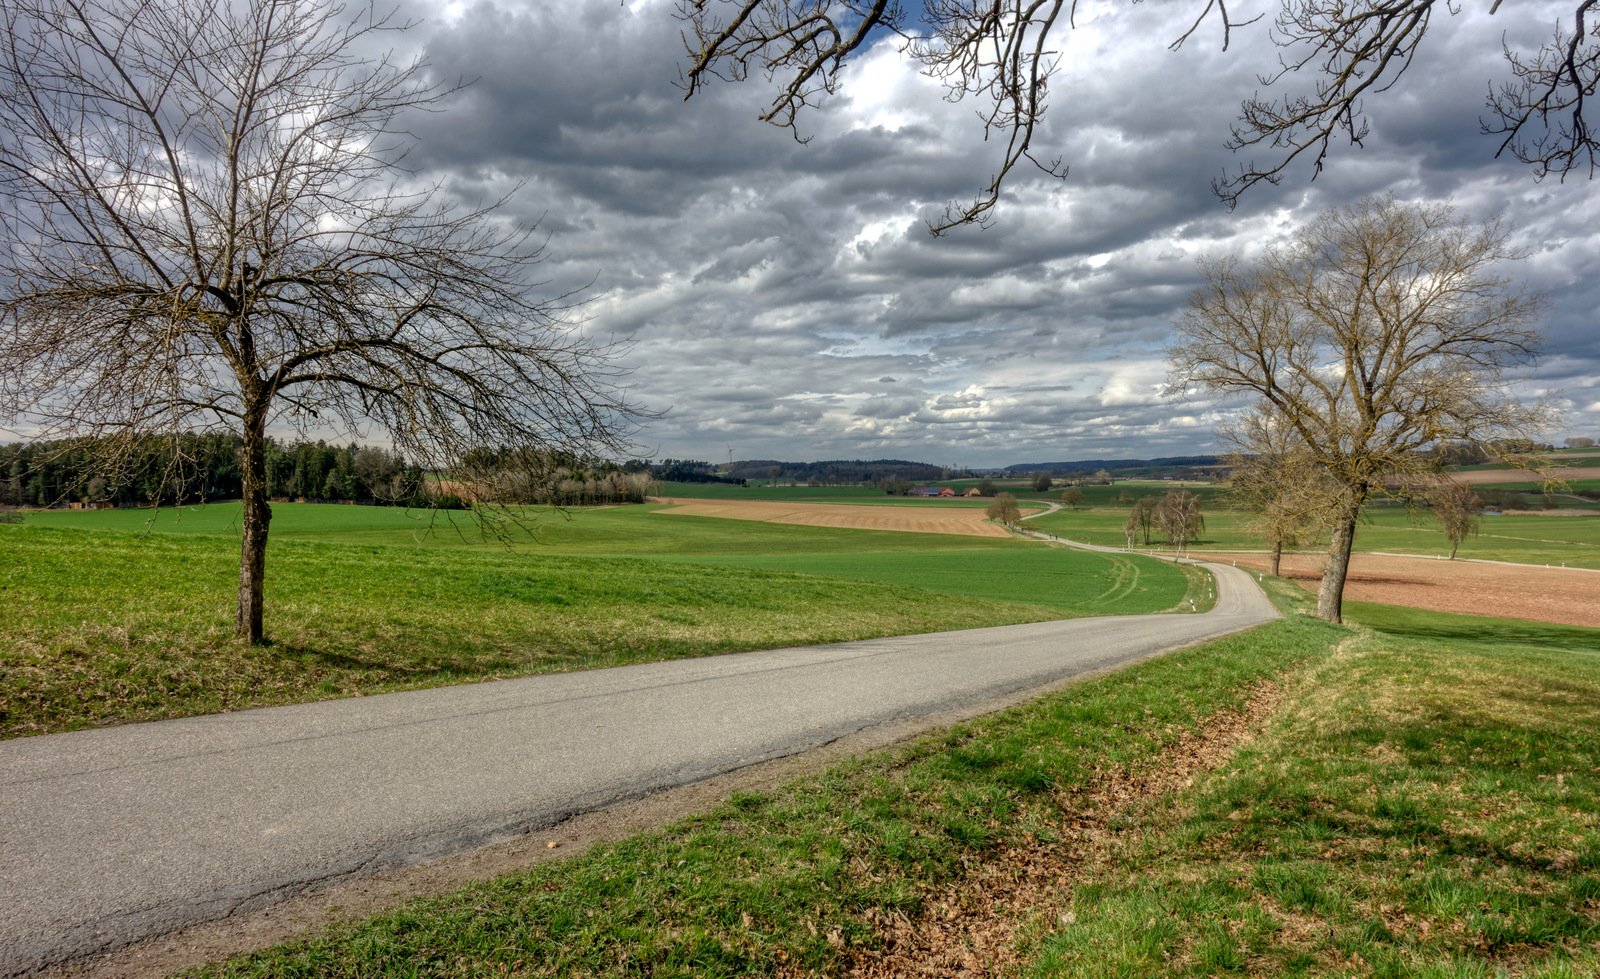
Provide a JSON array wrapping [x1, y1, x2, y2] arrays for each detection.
[[396, 0, 1600, 463]]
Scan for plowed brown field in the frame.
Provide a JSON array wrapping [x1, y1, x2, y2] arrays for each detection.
[[1450, 466, 1600, 485], [649, 498, 1022, 539], [1232, 552, 1600, 628]]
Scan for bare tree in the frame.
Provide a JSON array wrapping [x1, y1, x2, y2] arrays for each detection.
[[677, 1, 1599, 232], [1429, 480, 1482, 560], [1132, 495, 1160, 545], [1219, 403, 1329, 577], [1168, 196, 1554, 623], [1158, 489, 1205, 555], [1123, 513, 1138, 551], [1223, 0, 1600, 203], [0, 0, 640, 641], [985, 491, 1021, 526]]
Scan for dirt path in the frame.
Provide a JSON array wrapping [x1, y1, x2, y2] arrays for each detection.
[[1231, 553, 1600, 628], [839, 682, 1285, 978], [650, 498, 1025, 539]]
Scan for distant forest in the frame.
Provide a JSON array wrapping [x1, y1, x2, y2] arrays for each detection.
[[1002, 456, 1221, 474], [2, 436, 672, 510], [643, 459, 746, 485], [4, 440, 1261, 510], [0, 435, 426, 509]]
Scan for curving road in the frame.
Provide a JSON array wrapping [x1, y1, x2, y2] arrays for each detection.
[[0, 560, 1276, 977]]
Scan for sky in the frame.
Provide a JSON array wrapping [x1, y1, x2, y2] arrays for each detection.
[[399, 0, 1599, 468]]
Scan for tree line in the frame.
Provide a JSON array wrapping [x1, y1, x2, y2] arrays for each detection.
[[0, 437, 666, 510], [0, 435, 426, 509], [730, 459, 951, 483]]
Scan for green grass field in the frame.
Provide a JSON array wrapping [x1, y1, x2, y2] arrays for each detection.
[[658, 549, 1192, 616], [1027, 594, 1600, 979], [1029, 502, 1600, 569], [2, 503, 1194, 736], [190, 591, 1600, 979], [21, 501, 1026, 554]]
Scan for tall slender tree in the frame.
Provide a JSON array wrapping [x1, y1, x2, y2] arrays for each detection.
[[0, 0, 639, 641], [1429, 480, 1483, 560], [1158, 489, 1205, 555]]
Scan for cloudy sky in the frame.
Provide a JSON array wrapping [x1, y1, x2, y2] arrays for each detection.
[[402, 0, 1598, 468]]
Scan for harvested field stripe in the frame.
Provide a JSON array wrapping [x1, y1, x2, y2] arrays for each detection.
[[1236, 551, 1600, 628], [651, 499, 1023, 539]]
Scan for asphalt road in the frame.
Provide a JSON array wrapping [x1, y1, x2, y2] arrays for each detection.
[[0, 561, 1277, 977]]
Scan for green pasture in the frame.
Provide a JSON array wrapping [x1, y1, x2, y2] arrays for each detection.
[[21, 502, 1197, 612], [0, 523, 1069, 736], [3, 501, 1197, 735], [1029, 594, 1600, 979], [659, 548, 1194, 616], [30, 493, 1600, 568], [1029, 501, 1600, 569], [22, 501, 1018, 555]]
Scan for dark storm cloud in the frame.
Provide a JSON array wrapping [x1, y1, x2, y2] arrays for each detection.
[[400, 0, 1600, 463]]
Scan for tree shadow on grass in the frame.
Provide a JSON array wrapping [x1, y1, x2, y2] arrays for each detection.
[[1345, 600, 1600, 655]]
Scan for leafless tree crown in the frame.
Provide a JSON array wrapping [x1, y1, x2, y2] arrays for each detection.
[[1167, 195, 1555, 620], [1170, 196, 1552, 487], [1221, 0, 1600, 204], [1218, 402, 1331, 572], [0, 0, 642, 639], [677, 1, 1600, 228], [0, 0, 639, 477]]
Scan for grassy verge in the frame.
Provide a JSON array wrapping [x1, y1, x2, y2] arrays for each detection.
[[1024, 596, 1600, 978], [0, 525, 1071, 737], [188, 591, 1598, 979], [193, 613, 1337, 979]]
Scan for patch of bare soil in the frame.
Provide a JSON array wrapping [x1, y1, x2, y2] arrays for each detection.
[[831, 683, 1285, 979], [649, 499, 1022, 539], [1448, 466, 1600, 485], [1232, 553, 1600, 628]]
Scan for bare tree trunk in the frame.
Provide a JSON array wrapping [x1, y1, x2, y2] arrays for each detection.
[[1270, 540, 1282, 577], [1449, 537, 1459, 560], [1316, 517, 1357, 623], [237, 409, 272, 642]]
